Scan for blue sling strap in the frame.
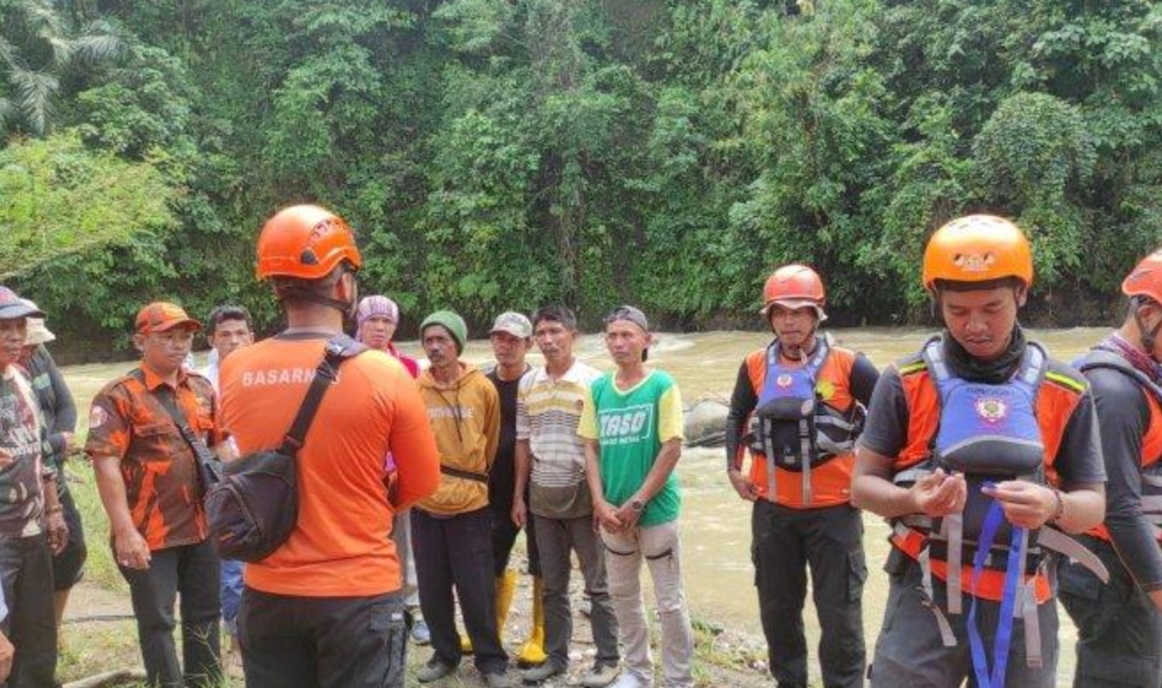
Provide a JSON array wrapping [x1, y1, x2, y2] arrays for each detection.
[[967, 492, 1026, 688]]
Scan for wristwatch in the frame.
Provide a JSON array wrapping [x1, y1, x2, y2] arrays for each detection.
[[630, 499, 645, 513]]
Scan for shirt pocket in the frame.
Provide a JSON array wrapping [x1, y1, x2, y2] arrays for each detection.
[[191, 394, 217, 437], [194, 411, 216, 443], [130, 421, 180, 461]]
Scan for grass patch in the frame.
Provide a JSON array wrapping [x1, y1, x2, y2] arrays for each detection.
[[58, 619, 140, 683], [690, 616, 767, 684], [66, 465, 124, 593]]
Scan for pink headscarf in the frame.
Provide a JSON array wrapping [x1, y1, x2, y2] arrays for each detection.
[[355, 295, 399, 342]]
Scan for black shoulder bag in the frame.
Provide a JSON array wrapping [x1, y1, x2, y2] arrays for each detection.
[[206, 334, 366, 562]]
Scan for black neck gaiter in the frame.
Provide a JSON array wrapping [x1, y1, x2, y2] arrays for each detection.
[[942, 325, 1027, 384]]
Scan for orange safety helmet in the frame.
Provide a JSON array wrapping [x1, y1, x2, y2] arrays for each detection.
[[256, 204, 362, 280], [761, 264, 826, 317], [1122, 249, 1162, 304], [921, 214, 1033, 291]]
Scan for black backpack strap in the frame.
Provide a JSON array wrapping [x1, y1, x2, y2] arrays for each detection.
[[130, 368, 223, 485], [1079, 348, 1162, 403], [440, 465, 490, 483], [277, 334, 368, 456]]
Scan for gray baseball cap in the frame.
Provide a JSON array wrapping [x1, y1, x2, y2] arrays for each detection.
[[0, 289, 44, 320], [490, 311, 533, 339], [604, 305, 649, 332]]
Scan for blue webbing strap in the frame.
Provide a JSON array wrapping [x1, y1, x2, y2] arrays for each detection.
[[967, 495, 1026, 688]]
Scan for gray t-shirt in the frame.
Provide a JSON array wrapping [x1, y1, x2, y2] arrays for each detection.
[[1083, 364, 1162, 591]]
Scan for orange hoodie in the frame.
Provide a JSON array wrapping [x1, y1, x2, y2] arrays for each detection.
[[417, 362, 500, 515]]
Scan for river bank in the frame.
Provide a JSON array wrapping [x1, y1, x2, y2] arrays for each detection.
[[58, 326, 1109, 685]]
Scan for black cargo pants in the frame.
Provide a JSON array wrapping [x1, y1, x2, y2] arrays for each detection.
[[752, 500, 866, 688], [1059, 534, 1162, 688]]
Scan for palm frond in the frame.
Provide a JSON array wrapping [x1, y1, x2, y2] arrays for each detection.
[[0, 37, 18, 70], [71, 32, 126, 66], [47, 35, 75, 69], [25, 3, 65, 41], [11, 67, 58, 136]]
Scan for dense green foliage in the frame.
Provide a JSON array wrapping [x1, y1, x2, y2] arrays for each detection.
[[4, 0, 1162, 353], [0, 132, 175, 281]]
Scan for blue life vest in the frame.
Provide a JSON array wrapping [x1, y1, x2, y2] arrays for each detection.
[[891, 335, 1108, 678], [924, 337, 1047, 548]]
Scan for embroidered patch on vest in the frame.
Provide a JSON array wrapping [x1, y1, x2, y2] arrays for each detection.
[[975, 398, 1008, 423]]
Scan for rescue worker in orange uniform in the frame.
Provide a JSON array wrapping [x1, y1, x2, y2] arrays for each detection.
[[852, 215, 1107, 687], [220, 205, 441, 688], [1060, 249, 1162, 687], [725, 265, 879, 688]]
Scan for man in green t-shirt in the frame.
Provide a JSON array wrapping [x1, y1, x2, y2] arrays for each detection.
[[580, 306, 694, 688]]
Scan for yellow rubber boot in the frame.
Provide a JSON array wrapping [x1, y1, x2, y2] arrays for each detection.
[[496, 569, 517, 640], [517, 576, 548, 666]]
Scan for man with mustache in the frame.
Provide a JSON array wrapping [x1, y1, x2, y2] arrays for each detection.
[[413, 310, 510, 688], [725, 265, 879, 688], [515, 306, 619, 686]]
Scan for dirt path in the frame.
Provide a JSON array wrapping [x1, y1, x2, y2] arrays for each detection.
[[58, 560, 772, 688]]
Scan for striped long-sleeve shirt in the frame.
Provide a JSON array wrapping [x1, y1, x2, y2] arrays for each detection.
[[516, 360, 601, 490]]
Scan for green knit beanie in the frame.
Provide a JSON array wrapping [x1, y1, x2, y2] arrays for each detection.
[[420, 310, 468, 353]]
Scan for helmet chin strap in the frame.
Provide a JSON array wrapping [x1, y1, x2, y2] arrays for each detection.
[[776, 330, 816, 362], [1132, 297, 1162, 358]]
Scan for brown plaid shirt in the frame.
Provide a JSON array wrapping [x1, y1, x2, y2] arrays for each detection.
[[86, 366, 223, 551]]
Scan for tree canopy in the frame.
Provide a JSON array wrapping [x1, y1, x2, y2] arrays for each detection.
[[3, 0, 1162, 355]]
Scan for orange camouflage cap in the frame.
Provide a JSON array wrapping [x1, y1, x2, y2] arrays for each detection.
[[135, 302, 201, 334]]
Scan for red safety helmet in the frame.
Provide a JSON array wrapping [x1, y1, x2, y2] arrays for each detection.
[[761, 265, 826, 319], [1123, 249, 1162, 354], [256, 204, 362, 280]]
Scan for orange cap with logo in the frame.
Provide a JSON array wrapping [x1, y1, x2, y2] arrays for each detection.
[[1122, 250, 1162, 304], [135, 302, 201, 334], [256, 204, 362, 280], [761, 264, 826, 313], [922, 214, 1033, 291]]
